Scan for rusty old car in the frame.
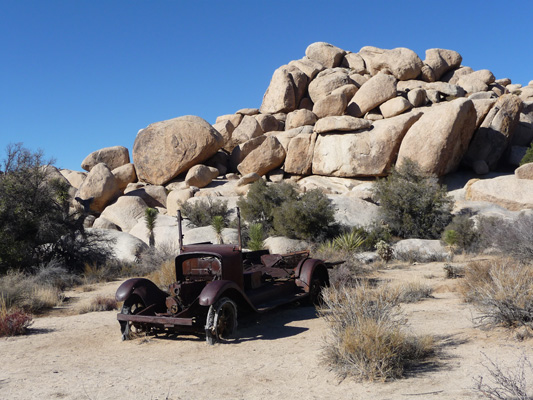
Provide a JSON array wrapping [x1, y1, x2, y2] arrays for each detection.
[[115, 210, 332, 344]]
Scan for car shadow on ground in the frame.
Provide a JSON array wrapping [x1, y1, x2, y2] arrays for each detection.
[[226, 303, 319, 343]]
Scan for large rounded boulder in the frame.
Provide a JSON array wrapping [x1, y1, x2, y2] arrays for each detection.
[[132, 115, 224, 185]]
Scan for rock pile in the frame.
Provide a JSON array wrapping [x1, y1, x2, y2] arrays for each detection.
[[56, 42, 533, 256]]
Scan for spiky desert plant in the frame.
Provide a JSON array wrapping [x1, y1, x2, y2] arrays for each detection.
[[144, 207, 158, 247], [211, 215, 225, 244], [247, 223, 265, 251]]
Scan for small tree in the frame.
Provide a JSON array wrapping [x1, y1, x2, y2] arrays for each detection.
[[144, 207, 158, 247], [211, 215, 225, 244], [373, 159, 453, 239]]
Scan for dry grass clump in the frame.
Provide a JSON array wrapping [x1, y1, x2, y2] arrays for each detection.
[[459, 258, 533, 332], [394, 281, 433, 303], [319, 282, 434, 381], [0, 296, 33, 337], [79, 296, 118, 314], [148, 259, 177, 290], [0, 271, 63, 313]]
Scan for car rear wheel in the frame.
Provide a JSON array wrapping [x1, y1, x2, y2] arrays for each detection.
[[205, 297, 238, 345], [120, 295, 146, 341]]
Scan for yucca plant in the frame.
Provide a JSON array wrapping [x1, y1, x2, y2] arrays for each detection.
[[145, 207, 158, 247], [247, 223, 265, 251], [211, 215, 225, 244]]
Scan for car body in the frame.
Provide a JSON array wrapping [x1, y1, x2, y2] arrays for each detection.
[[115, 211, 332, 344]]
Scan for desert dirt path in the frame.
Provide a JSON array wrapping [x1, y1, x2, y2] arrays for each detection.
[[1, 262, 531, 400]]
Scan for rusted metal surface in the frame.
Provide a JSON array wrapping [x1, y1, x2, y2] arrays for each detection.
[[116, 208, 331, 344]]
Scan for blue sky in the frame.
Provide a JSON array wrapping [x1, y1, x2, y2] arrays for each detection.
[[2, 0, 532, 172]]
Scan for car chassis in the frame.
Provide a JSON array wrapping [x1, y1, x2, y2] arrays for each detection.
[[115, 209, 335, 344]]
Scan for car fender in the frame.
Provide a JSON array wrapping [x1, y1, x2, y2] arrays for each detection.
[[198, 280, 255, 311], [115, 278, 168, 308], [295, 258, 329, 292]]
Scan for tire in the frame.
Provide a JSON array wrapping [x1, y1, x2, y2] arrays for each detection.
[[308, 271, 328, 306], [205, 297, 238, 345], [120, 295, 146, 341]]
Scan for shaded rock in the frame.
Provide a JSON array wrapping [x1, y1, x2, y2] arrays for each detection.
[[213, 119, 235, 149], [469, 92, 497, 100], [466, 175, 533, 211], [75, 163, 120, 213], [379, 97, 412, 118], [284, 132, 317, 175], [99, 195, 148, 232], [285, 109, 317, 130], [267, 169, 285, 183], [424, 82, 466, 98], [313, 111, 423, 177], [205, 151, 229, 176], [419, 64, 436, 82], [464, 94, 523, 170], [237, 136, 286, 176], [364, 109, 384, 121], [81, 146, 130, 172], [305, 42, 346, 68], [255, 114, 281, 133], [314, 116, 371, 133], [472, 160, 490, 175], [228, 115, 263, 150], [112, 163, 137, 191], [359, 46, 423, 81], [423, 49, 462, 81], [441, 66, 474, 84], [341, 52, 367, 74], [346, 73, 397, 117], [124, 185, 167, 208], [92, 217, 119, 230], [184, 165, 219, 188], [407, 88, 427, 107], [508, 146, 527, 166], [133, 115, 223, 185], [397, 98, 477, 176]]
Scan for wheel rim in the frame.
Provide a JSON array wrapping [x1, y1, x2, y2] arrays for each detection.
[[120, 297, 145, 340], [205, 298, 237, 344]]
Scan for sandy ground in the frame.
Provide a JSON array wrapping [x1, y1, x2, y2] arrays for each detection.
[[1, 261, 532, 400]]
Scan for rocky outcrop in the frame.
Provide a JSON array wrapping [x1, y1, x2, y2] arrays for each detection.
[[81, 146, 130, 172], [463, 94, 523, 170], [397, 98, 477, 176], [75, 163, 121, 213], [132, 115, 223, 185]]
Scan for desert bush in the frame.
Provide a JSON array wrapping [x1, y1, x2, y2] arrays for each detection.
[[180, 197, 229, 227], [80, 296, 118, 313], [520, 143, 533, 166], [442, 213, 479, 253], [394, 281, 433, 303], [376, 240, 394, 262], [0, 297, 33, 337], [319, 282, 433, 381], [148, 259, 176, 290], [373, 159, 453, 239], [238, 180, 337, 241], [477, 214, 533, 263], [474, 353, 533, 400], [32, 259, 80, 290], [460, 258, 533, 331]]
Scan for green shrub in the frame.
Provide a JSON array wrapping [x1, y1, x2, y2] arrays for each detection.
[[442, 214, 479, 252], [237, 180, 298, 232], [238, 180, 337, 241], [373, 159, 453, 239], [520, 142, 533, 166], [180, 197, 229, 227], [375, 240, 394, 262]]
